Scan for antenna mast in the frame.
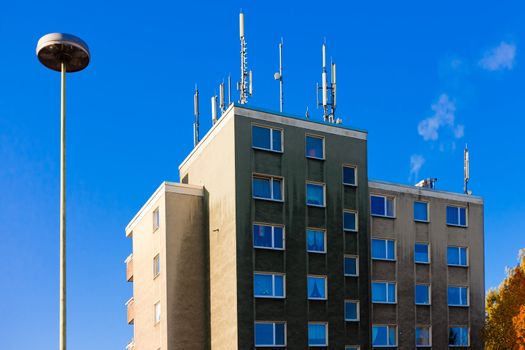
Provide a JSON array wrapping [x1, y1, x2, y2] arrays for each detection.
[[274, 39, 284, 112], [211, 95, 218, 125], [219, 82, 225, 114], [193, 86, 199, 146], [464, 145, 470, 194], [238, 11, 252, 104], [316, 42, 338, 123]]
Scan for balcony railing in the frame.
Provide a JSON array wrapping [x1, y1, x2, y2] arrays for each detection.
[[125, 254, 133, 282], [126, 297, 135, 325]]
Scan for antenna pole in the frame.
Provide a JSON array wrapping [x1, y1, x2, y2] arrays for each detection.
[[279, 40, 283, 112], [464, 145, 470, 194], [193, 86, 199, 146], [238, 12, 249, 104], [322, 43, 328, 121], [219, 82, 225, 114], [227, 75, 232, 106], [211, 95, 218, 125], [331, 62, 336, 121]]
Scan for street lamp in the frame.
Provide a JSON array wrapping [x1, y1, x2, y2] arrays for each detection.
[[36, 33, 90, 350]]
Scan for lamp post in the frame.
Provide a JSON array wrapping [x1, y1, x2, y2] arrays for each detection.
[[36, 33, 90, 350]]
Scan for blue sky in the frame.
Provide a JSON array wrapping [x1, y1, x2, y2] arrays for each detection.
[[1, 0, 524, 348]]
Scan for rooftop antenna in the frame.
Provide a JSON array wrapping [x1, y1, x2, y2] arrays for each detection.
[[274, 38, 284, 112], [193, 85, 199, 146], [464, 144, 470, 195], [305, 106, 309, 119], [316, 42, 338, 123], [211, 95, 218, 125], [227, 74, 232, 106], [238, 11, 252, 104], [219, 82, 225, 114]]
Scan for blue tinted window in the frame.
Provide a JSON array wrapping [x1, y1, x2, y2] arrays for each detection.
[[416, 327, 431, 346], [306, 136, 324, 159], [344, 256, 357, 276], [253, 225, 272, 248], [306, 183, 325, 206], [272, 179, 282, 200], [372, 325, 396, 346], [447, 205, 467, 226], [253, 176, 282, 201], [345, 301, 358, 321], [448, 247, 468, 266], [414, 201, 429, 222], [415, 285, 430, 305], [343, 166, 356, 185], [274, 323, 285, 346], [449, 327, 469, 346], [343, 211, 357, 231], [308, 323, 327, 346], [372, 282, 396, 303], [254, 274, 284, 298], [272, 129, 282, 151], [459, 207, 467, 226], [448, 287, 468, 306], [307, 229, 325, 253], [307, 276, 326, 299], [273, 227, 284, 249], [255, 322, 286, 346], [372, 239, 395, 260], [371, 195, 385, 216], [414, 243, 430, 263], [252, 125, 282, 152]]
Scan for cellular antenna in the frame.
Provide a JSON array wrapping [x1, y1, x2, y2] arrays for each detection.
[[227, 74, 232, 105], [211, 95, 218, 125], [316, 42, 338, 123], [193, 86, 199, 147], [322, 43, 328, 120], [274, 39, 284, 112], [219, 82, 225, 114], [464, 145, 470, 195], [238, 11, 252, 104]]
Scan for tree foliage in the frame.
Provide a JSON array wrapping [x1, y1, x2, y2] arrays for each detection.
[[484, 249, 525, 349]]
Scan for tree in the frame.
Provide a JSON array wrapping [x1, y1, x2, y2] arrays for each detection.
[[484, 249, 525, 349]]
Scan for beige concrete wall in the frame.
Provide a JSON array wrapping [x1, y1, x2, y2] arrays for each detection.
[[179, 109, 238, 350]]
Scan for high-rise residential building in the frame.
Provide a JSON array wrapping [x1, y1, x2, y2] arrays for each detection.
[[124, 104, 484, 350]]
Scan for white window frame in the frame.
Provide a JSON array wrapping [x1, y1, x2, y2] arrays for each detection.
[[152, 207, 160, 231], [307, 275, 328, 300], [305, 134, 325, 160], [372, 281, 397, 304], [253, 272, 286, 299], [342, 165, 358, 186], [252, 174, 284, 202], [306, 181, 326, 207], [372, 324, 397, 347], [448, 326, 470, 347], [344, 255, 359, 277], [306, 228, 327, 254], [370, 194, 396, 218], [254, 321, 287, 347], [345, 346, 360, 350], [371, 238, 396, 261], [253, 223, 285, 250], [415, 284, 431, 305], [308, 322, 328, 347], [344, 300, 360, 321], [447, 246, 469, 267], [448, 286, 469, 307], [446, 205, 468, 227], [414, 201, 430, 223], [343, 210, 358, 232], [415, 325, 432, 347], [252, 124, 284, 153], [154, 301, 161, 324], [153, 254, 160, 279], [414, 242, 430, 264]]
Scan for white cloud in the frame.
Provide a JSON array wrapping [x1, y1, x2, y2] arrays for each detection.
[[409, 154, 425, 181], [479, 42, 516, 71], [418, 94, 464, 141]]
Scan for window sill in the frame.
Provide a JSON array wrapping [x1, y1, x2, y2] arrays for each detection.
[[345, 319, 360, 322], [415, 303, 431, 306], [447, 223, 468, 228], [448, 264, 469, 268], [253, 197, 284, 203], [306, 156, 325, 161], [343, 183, 358, 187], [307, 250, 327, 254], [344, 274, 359, 277], [252, 146, 283, 154], [254, 295, 286, 299], [414, 219, 430, 223], [448, 304, 469, 308], [372, 302, 397, 305], [415, 261, 431, 265], [308, 298, 327, 301], [371, 214, 396, 219], [307, 203, 326, 208], [254, 246, 285, 251], [372, 258, 396, 262], [343, 229, 358, 233]]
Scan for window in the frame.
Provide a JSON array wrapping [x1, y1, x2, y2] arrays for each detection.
[[152, 207, 160, 231], [306, 182, 325, 207], [253, 175, 283, 201], [254, 273, 285, 298], [448, 246, 468, 266], [449, 327, 469, 346], [371, 239, 396, 260], [416, 326, 431, 347], [448, 286, 468, 306], [372, 325, 397, 347], [307, 275, 327, 300], [153, 254, 160, 278], [415, 284, 430, 305], [252, 125, 283, 152], [254, 322, 286, 347], [370, 195, 395, 218], [253, 224, 284, 250], [308, 323, 328, 346], [414, 201, 429, 222], [154, 301, 161, 324], [345, 300, 359, 321], [306, 135, 324, 159], [446, 205, 467, 227], [343, 165, 357, 186], [343, 211, 358, 232], [344, 256, 358, 276], [372, 282, 396, 304], [307, 229, 326, 253], [414, 243, 430, 264]]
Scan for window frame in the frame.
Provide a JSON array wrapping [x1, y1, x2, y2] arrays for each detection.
[[252, 174, 284, 202], [308, 322, 328, 347], [372, 281, 397, 304], [447, 246, 469, 267], [306, 228, 327, 254], [415, 284, 431, 306], [370, 194, 396, 218], [371, 238, 396, 261], [153, 254, 160, 279], [448, 286, 469, 307], [343, 210, 358, 232], [251, 124, 284, 153], [306, 181, 326, 207], [345, 347, 360, 350], [342, 164, 358, 186], [446, 205, 468, 227], [307, 275, 328, 300], [415, 326, 432, 347], [254, 321, 287, 347], [414, 201, 430, 223], [152, 207, 160, 231], [448, 326, 470, 347], [253, 223, 285, 251], [414, 242, 430, 264], [344, 255, 359, 277], [253, 272, 286, 299], [372, 324, 397, 347], [154, 301, 161, 325], [344, 300, 360, 322], [305, 134, 325, 160]]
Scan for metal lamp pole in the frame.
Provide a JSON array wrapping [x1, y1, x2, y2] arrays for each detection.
[[36, 33, 90, 350]]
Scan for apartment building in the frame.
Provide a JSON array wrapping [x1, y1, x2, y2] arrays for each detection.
[[124, 104, 484, 349]]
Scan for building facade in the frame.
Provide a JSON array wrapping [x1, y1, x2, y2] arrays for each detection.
[[124, 104, 484, 349]]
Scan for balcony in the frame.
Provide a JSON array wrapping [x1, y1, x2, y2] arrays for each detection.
[[126, 297, 135, 325], [125, 254, 133, 282]]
